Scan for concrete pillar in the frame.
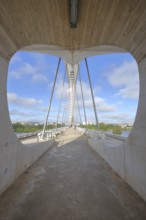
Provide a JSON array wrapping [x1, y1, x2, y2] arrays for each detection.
[[87, 53, 146, 201], [67, 63, 78, 125], [0, 56, 19, 193], [124, 57, 146, 200], [0, 56, 54, 195]]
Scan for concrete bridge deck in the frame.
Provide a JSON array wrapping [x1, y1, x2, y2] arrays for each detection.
[[0, 128, 146, 220]]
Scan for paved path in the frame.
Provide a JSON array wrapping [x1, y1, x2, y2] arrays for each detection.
[[0, 128, 146, 220]]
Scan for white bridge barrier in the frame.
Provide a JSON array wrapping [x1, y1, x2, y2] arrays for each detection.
[[0, 126, 68, 195], [37, 126, 68, 141], [76, 127, 146, 202], [17, 127, 68, 141], [76, 127, 126, 142], [18, 132, 38, 139], [76, 127, 127, 195], [76, 127, 127, 141]]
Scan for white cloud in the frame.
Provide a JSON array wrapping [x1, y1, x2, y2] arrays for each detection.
[[9, 109, 45, 122], [117, 83, 139, 99], [53, 79, 69, 100], [10, 109, 37, 117], [31, 74, 48, 83], [85, 97, 116, 112], [107, 60, 139, 99], [75, 80, 116, 113], [116, 101, 123, 105], [9, 107, 59, 122], [10, 63, 37, 78], [10, 54, 22, 64], [10, 70, 20, 79], [100, 113, 134, 124], [9, 54, 49, 83], [7, 93, 43, 107]]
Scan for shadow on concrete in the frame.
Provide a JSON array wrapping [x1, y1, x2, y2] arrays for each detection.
[[0, 131, 146, 220]]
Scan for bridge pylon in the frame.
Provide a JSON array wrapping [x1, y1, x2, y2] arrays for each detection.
[[67, 63, 78, 126]]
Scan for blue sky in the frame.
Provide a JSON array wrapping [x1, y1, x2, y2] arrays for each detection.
[[7, 51, 139, 124]]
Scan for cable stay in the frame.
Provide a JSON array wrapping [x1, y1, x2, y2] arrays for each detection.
[[78, 68, 87, 126], [85, 58, 99, 130], [75, 85, 82, 125], [42, 57, 61, 138], [56, 65, 67, 129]]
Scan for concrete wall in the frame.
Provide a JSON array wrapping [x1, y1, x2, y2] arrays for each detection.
[[0, 57, 54, 195], [88, 135, 146, 201], [15, 139, 54, 180], [124, 57, 146, 201], [88, 139, 125, 179], [1, 52, 146, 202], [88, 57, 146, 201], [0, 138, 54, 195]]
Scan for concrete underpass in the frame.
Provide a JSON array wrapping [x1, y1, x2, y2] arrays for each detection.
[[0, 128, 145, 220]]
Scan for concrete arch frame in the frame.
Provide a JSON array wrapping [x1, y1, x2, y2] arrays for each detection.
[[0, 43, 146, 202], [0, 54, 55, 195], [0, 0, 146, 201]]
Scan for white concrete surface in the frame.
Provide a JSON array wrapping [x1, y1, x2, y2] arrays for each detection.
[[0, 0, 145, 204], [0, 128, 146, 220], [0, 135, 54, 195], [88, 138, 125, 180], [88, 132, 146, 202], [0, 56, 54, 194], [15, 138, 54, 179], [88, 121, 146, 202], [67, 63, 78, 124], [88, 57, 146, 202], [124, 57, 146, 201], [23, 44, 126, 66], [1, 53, 146, 203]]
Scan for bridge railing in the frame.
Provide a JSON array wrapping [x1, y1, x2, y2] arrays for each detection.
[[76, 127, 105, 141], [76, 127, 126, 142], [37, 126, 68, 141], [18, 132, 38, 140], [18, 126, 68, 141], [102, 131, 126, 142]]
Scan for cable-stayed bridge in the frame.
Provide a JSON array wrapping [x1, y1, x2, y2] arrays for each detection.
[[0, 1, 146, 219]]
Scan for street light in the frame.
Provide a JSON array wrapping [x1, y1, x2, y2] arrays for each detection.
[[70, 0, 78, 28]]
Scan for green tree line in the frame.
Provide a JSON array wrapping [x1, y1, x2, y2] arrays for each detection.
[[80, 123, 129, 135], [12, 123, 62, 133]]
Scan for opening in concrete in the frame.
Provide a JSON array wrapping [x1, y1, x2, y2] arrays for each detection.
[[75, 52, 139, 138], [7, 51, 68, 144]]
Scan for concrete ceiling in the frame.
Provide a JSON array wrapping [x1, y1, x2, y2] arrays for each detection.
[[0, 0, 146, 63]]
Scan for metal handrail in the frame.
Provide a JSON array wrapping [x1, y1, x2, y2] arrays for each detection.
[[76, 127, 126, 142], [37, 126, 68, 141]]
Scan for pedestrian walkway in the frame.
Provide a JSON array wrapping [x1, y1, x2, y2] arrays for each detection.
[[0, 128, 145, 220]]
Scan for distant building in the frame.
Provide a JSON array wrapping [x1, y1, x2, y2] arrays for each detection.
[[117, 123, 128, 128]]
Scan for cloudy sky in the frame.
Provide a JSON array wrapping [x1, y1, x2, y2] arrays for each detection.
[[7, 51, 139, 124]]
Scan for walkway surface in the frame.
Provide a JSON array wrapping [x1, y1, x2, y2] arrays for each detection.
[[0, 128, 146, 220]]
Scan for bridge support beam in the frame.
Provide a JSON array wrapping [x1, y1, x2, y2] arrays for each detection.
[[0, 56, 55, 195], [67, 63, 78, 125], [87, 56, 146, 202], [125, 57, 146, 201]]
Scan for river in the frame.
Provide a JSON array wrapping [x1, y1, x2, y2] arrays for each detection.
[[106, 130, 130, 138], [120, 130, 130, 137]]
